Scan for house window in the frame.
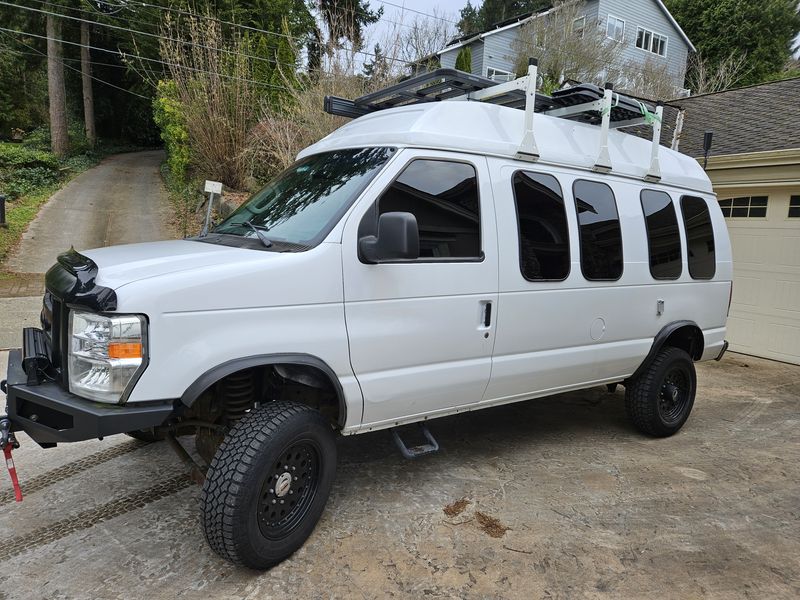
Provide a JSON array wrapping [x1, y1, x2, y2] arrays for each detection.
[[512, 171, 570, 281], [573, 16, 586, 38], [376, 159, 481, 259], [718, 196, 768, 218], [573, 180, 623, 281], [606, 15, 625, 42], [789, 195, 800, 218], [635, 27, 668, 57], [487, 67, 515, 82]]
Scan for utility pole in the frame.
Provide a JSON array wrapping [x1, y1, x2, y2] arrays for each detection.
[[80, 21, 97, 149], [46, 11, 69, 158]]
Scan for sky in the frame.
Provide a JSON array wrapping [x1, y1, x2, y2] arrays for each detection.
[[366, 0, 467, 41]]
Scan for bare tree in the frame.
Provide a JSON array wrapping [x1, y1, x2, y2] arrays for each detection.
[[686, 52, 751, 95], [617, 57, 682, 101], [399, 11, 457, 66], [512, 0, 623, 93], [158, 16, 260, 190], [46, 12, 68, 157], [80, 21, 96, 149]]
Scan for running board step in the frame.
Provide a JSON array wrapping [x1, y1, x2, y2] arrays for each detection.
[[391, 424, 439, 459]]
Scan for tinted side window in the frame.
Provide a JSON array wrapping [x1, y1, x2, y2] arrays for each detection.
[[640, 190, 682, 280], [681, 195, 716, 279], [512, 171, 570, 281], [573, 180, 623, 280], [378, 160, 480, 259]]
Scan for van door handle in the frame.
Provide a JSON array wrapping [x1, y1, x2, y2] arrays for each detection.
[[483, 302, 492, 327]]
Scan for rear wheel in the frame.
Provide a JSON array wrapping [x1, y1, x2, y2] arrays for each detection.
[[625, 346, 696, 437], [200, 401, 336, 569]]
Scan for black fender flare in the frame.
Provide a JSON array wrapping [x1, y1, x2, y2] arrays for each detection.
[[180, 353, 348, 428], [629, 320, 704, 381]]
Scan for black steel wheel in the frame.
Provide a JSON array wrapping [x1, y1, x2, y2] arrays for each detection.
[[258, 441, 320, 540], [625, 346, 697, 437], [200, 401, 336, 569]]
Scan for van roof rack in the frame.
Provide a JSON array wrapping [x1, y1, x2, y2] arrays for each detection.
[[324, 60, 665, 181]]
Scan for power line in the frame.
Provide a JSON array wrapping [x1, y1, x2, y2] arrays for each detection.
[[0, 31, 150, 99], [0, 0, 299, 71], [90, 0, 416, 64], [0, 26, 291, 92], [375, 0, 459, 25]]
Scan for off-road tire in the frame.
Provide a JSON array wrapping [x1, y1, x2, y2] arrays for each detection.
[[625, 346, 696, 437], [125, 428, 165, 442], [200, 401, 336, 569]]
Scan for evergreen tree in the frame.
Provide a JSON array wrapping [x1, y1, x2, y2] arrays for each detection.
[[455, 46, 472, 72], [665, 0, 800, 85], [362, 43, 389, 80], [458, 0, 551, 35]]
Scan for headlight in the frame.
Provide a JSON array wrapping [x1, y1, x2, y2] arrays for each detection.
[[68, 311, 148, 403]]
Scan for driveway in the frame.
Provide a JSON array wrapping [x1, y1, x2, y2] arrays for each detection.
[[0, 150, 171, 348], [0, 351, 797, 599]]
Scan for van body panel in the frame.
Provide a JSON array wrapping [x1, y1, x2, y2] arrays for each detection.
[[341, 149, 499, 427]]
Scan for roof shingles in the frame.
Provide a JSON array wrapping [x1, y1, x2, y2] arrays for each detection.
[[674, 77, 800, 158]]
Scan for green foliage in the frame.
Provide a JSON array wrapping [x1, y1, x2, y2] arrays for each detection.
[[152, 80, 190, 183], [665, 0, 800, 85], [455, 46, 473, 72], [363, 44, 389, 79], [458, 0, 551, 35], [0, 143, 60, 199]]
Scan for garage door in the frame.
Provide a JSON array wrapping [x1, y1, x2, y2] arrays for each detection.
[[721, 192, 800, 364]]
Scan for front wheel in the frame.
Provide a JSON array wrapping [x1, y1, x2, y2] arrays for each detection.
[[625, 346, 697, 437], [200, 401, 337, 569]]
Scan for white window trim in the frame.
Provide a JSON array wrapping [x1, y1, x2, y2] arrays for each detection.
[[572, 15, 586, 38], [486, 66, 516, 81], [635, 26, 669, 57], [606, 14, 625, 42]]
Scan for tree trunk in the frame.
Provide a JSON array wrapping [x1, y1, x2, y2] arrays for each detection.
[[80, 21, 96, 148], [46, 12, 69, 157]]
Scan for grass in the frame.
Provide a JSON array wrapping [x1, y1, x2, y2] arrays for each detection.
[[0, 159, 98, 266]]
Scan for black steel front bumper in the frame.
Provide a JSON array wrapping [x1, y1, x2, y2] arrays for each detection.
[[2, 348, 174, 447]]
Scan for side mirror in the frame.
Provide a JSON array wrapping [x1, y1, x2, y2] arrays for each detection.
[[359, 212, 420, 263]]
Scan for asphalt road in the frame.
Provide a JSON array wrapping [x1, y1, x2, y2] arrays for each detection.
[[0, 348, 798, 599], [0, 150, 170, 349]]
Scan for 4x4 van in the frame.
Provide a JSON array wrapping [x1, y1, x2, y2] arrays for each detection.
[[1, 66, 731, 569]]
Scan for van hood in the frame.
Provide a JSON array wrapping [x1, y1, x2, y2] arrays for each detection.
[[81, 239, 273, 290]]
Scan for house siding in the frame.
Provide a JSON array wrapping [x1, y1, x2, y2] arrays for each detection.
[[440, 41, 485, 75], [597, 0, 689, 85], [438, 0, 689, 85], [440, 47, 458, 69], [482, 28, 520, 76]]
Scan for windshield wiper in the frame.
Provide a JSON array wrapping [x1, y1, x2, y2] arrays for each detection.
[[242, 220, 273, 248]]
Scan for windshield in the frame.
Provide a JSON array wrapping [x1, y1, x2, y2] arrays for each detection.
[[213, 147, 393, 249]]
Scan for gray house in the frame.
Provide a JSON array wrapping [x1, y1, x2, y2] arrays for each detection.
[[438, 0, 695, 87]]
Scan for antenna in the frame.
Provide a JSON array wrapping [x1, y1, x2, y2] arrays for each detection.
[[703, 131, 713, 170]]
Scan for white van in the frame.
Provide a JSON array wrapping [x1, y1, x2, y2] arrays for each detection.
[[1, 65, 731, 569]]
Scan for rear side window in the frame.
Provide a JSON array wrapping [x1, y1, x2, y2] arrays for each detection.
[[573, 180, 623, 280], [681, 195, 716, 279], [640, 190, 682, 280], [512, 171, 570, 280], [378, 159, 480, 259]]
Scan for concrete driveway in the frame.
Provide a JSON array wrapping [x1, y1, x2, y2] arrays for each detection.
[[0, 150, 171, 350], [0, 348, 797, 599]]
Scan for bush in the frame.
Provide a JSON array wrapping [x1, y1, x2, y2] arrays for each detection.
[[152, 80, 191, 183], [0, 143, 62, 199]]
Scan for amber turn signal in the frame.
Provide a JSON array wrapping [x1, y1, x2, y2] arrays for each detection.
[[107, 342, 143, 359]]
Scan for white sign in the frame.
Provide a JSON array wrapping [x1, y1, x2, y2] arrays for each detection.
[[204, 180, 223, 195]]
